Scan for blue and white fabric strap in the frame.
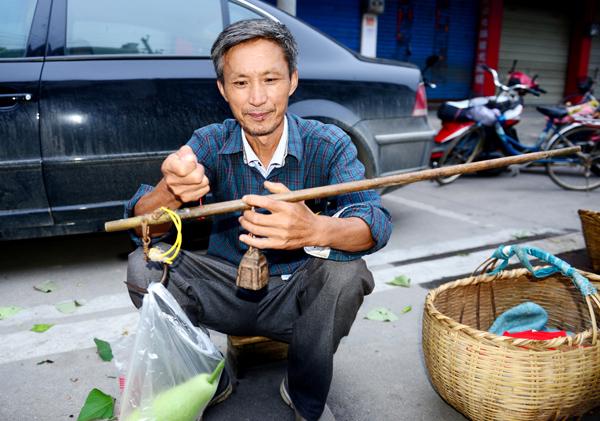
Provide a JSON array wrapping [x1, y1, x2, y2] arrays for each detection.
[[487, 245, 597, 296]]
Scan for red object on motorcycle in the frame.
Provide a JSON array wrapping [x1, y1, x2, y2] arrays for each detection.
[[508, 71, 538, 89], [434, 121, 474, 143], [504, 119, 519, 127]]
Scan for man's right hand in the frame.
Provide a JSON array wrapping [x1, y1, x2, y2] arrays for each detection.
[[161, 145, 210, 203]]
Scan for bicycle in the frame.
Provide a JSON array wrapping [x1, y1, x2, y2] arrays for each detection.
[[434, 65, 600, 190], [544, 117, 600, 190]]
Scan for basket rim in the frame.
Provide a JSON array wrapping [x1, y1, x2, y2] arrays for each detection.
[[578, 208, 600, 217], [425, 266, 600, 349]]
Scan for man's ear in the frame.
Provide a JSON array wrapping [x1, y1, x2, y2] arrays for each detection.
[[217, 79, 228, 102], [288, 70, 299, 97]]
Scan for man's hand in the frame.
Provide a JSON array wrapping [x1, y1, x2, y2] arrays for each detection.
[[239, 181, 321, 250], [161, 145, 210, 203]]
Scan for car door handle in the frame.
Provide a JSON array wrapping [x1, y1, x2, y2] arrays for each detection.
[[0, 93, 33, 100], [0, 93, 33, 108]]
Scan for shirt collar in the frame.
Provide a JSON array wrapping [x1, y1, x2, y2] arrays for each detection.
[[241, 115, 288, 167], [218, 113, 303, 162], [285, 113, 303, 162]]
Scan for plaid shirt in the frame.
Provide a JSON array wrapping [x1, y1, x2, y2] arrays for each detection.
[[125, 113, 392, 276]]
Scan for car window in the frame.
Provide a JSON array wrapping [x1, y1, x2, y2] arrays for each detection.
[[65, 0, 223, 56], [229, 1, 264, 23], [0, 0, 37, 58]]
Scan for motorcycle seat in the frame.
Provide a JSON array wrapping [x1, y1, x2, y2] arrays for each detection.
[[536, 105, 568, 119], [437, 102, 472, 122]]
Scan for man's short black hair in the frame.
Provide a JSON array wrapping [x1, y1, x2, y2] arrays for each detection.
[[211, 19, 298, 82]]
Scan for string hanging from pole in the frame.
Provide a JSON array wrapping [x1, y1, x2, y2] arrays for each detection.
[[145, 207, 183, 265]]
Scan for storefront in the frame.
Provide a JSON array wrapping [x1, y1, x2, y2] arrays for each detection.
[[375, 0, 478, 100], [265, 0, 598, 102], [498, 0, 570, 105]]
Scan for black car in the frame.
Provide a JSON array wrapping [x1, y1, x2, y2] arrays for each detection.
[[0, 0, 434, 240]]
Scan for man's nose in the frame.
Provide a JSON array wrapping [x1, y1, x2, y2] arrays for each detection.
[[248, 83, 267, 107]]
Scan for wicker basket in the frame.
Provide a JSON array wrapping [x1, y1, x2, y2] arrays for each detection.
[[579, 209, 600, 273], [423, 248, 600, 421]]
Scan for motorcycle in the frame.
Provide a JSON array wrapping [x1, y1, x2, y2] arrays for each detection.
[[431, 62, 546, 184]]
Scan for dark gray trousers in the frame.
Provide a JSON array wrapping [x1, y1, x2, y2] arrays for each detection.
[[126, 245, 374, 421]]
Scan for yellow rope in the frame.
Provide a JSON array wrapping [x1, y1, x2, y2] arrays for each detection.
[[148, 207, 182, 265]]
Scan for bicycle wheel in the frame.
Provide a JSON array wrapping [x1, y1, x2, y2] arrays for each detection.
[[545, 125, 600, 191], [435, 128, 484, 185]]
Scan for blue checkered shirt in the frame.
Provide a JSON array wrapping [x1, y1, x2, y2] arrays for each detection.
[[125, 113, 392, 276]]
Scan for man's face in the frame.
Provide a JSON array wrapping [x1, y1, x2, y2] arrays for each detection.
[[217, 38, 298, 140]]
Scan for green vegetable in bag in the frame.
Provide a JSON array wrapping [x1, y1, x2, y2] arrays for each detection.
[[125, 360, 224, 421]]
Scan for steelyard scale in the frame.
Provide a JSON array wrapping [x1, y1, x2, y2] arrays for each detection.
[[105, 147, 580, 299]]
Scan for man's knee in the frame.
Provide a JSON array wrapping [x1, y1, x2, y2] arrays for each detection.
[[298, 258, 374, 320], [126, 247, 164, 308], [317, 258, 374, 297]]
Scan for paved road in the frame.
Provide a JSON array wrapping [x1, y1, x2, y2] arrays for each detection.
[[1, 117, 599, 420]]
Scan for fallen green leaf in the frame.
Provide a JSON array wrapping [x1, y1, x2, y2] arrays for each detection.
[[31, 324, 54, 333], [512, 231, 530, 240], [34, 280, 58, 293], [0, 306, 22, 320], [94, 338, 113, 362], [386, 274, 411, 288], [365, 307, 398, 322], [56, 301, 78, 314], [401, 305, 412, 314], [77, 388, 115, 421]]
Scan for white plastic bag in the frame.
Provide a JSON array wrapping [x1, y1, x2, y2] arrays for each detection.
[[119, 282, 224, 421], [112, 333, 135, 400], [467, 105, 500, 126]]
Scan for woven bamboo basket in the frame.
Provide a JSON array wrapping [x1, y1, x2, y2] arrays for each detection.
[[423, 247, 600, 421], [579, 209, 600, 273]]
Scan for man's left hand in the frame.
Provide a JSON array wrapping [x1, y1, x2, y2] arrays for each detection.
[[239, 181, 321, 250]]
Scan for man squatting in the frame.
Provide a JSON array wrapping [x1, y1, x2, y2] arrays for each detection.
[[125, 19, 392, 421]]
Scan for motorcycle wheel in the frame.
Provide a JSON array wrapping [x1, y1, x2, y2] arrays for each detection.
[[435, 129, 484, 185], [545, 126, 600, 191]]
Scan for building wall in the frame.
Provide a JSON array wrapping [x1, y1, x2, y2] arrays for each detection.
[[263, 0, 362, 51], [264, 0, 478, 100], [376, 0, 479, 99], [296, 0, 362, 51], [262, 0, 587, 101]]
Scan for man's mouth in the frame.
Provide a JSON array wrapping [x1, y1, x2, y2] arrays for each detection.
[[246, 111, 272, 121]]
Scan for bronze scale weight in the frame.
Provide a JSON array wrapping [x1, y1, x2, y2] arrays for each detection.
[[105, 147, 580, 298]]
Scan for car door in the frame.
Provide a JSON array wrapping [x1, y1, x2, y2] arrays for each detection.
[[0, 0, 52, 235], [40, 0, 232, 229]]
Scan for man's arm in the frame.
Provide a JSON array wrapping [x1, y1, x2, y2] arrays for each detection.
[[312, 214, 375, 252], [239, 125, 391, 255], [133, 145, 210, 238], [239, 181, 375, 252]]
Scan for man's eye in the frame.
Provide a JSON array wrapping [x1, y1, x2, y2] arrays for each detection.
[[233, 81, 247, 87], [265, 78, 278, 84]]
